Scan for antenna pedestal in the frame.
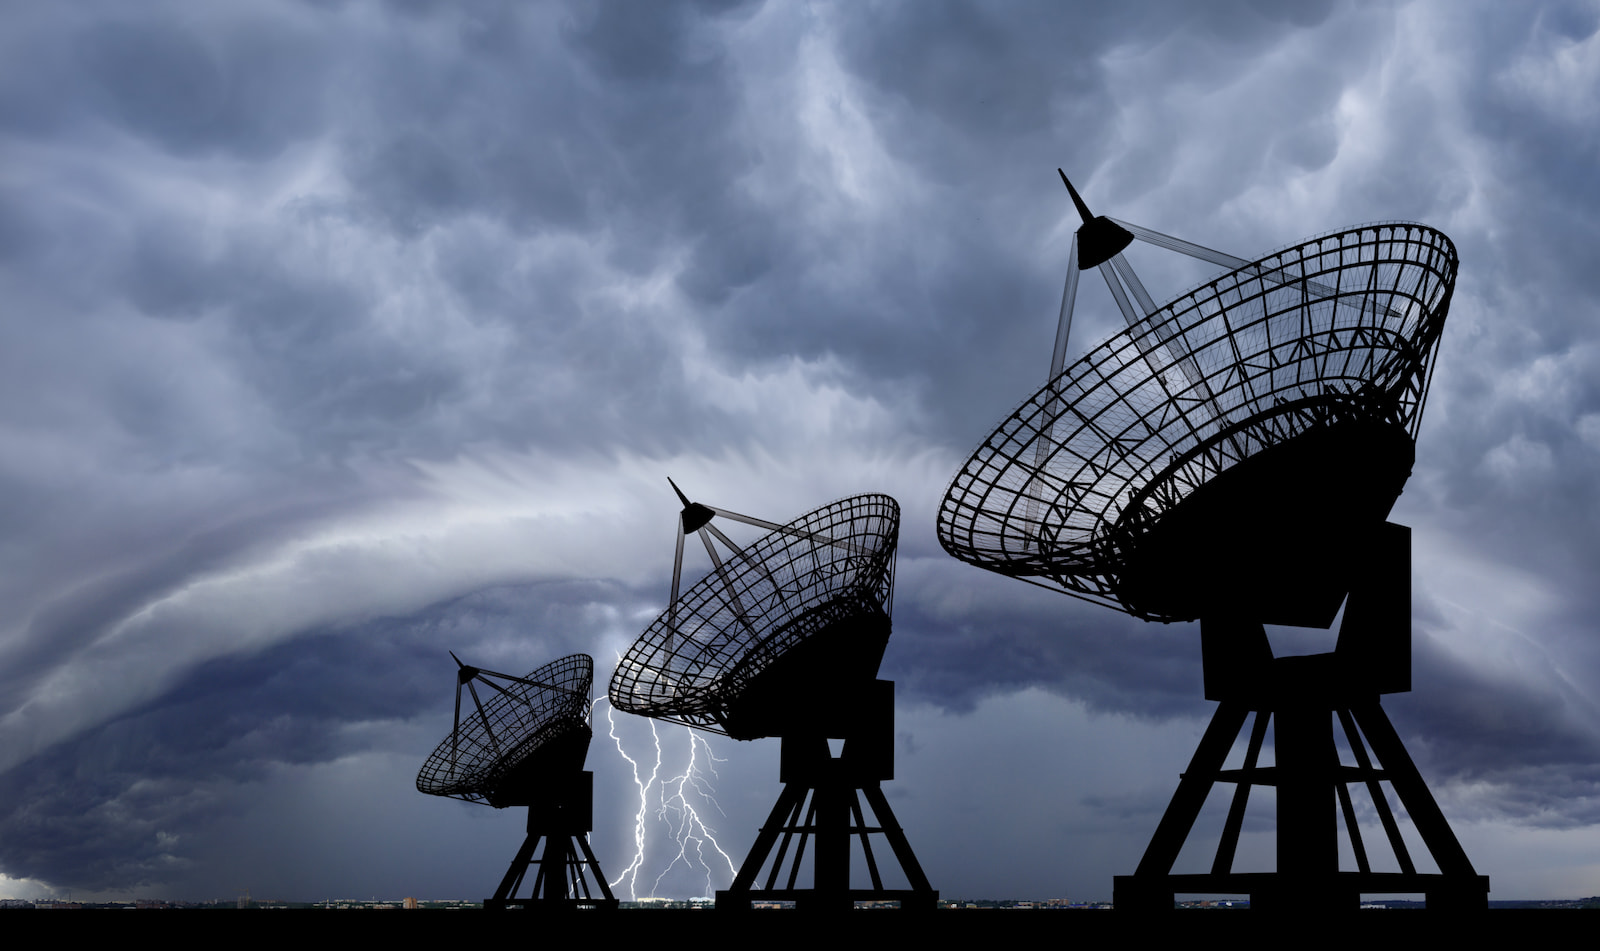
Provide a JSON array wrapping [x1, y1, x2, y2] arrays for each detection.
[[1114, 523, 1487, 912], [419, 654, 613, 911], [716, 680, 937, 912], [485, 770, 618, 911]]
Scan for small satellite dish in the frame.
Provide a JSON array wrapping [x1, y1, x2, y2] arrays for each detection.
[[418, 653, 616, 910], [610, 486, 936, 912], [937, 173, 1486, 912]]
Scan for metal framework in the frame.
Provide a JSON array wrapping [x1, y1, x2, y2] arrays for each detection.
[[938, 219, 1456, 620], [937, 174, 1484, 911], [609, 488, 936, 912], [1113, 522, 1488, 912], [417, 653, 616, 910], [418, 653, 591, 804], [610, 491, 900, 736]]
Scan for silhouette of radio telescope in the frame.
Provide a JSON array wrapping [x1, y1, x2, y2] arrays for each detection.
[[418, 652, 617, 910], [610, 483, 936, 912], [937, 171, 1486, 912]]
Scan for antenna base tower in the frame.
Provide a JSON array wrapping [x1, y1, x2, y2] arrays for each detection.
[[484, 770, 619, 911], [1113, 523, 1487, 912], [418, 653, 615, 910], [716, 680, 938, 912]]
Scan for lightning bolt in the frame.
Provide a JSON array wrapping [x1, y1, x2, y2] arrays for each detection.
[[651, 730, 739, 897], [605, 699, 660, 901], [604, 700, 741, 899]]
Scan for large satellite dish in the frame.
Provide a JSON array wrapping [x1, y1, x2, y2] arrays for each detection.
[[610, 485, 936, 912], [939, 172, 1452, 625], [937, 173, 1486, 912], [418, 652, 616, 910]]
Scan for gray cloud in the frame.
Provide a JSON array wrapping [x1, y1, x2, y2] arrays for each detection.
[[0, 0, 1598, 901]]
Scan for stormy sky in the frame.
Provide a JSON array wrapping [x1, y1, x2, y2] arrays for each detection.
[[2, 0, 1599, 902]]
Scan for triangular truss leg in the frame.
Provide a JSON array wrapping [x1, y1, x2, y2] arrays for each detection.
[[1115, 522, 1486, 912], [1115, 699, 1487, 912], [717, 681, 937, 912], [860, 784, 933, 893], [484, 772, 618, 911], [719, 772, 935, 911], [488, 831, 618, 910], [1127, 701, 1251, 882]]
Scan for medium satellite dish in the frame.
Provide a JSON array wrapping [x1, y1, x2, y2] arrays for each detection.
[[610, 486, 936, 912], [937, 173, 1486, 912], [418, 652, 617, 910]]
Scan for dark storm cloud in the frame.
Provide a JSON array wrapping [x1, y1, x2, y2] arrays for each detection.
[[1377, 4, 1600, 822], [3, 0, 751, 466], [1416, 14, 1600, 598], [2, 0, 1600, 900], [0, 578, 637, 890], [335, 0, 762, 261], [888, 562, 1208, 720], [76, 17, 329, 158]]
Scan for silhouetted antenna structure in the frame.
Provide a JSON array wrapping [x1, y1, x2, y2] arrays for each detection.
[[937, 172, 1485, 912], [611, 486, 936, 912], [418, 653, 617, 910]]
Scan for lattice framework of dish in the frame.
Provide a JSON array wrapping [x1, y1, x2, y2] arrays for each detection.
[[417, 653, 593, 804], [610, 494, 899, 733], [937, 223, 1456, 618]]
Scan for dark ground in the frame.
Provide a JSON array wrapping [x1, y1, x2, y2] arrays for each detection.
[[12, 907, 1584, 941]]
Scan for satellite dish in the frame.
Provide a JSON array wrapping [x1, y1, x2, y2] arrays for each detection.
[[612, 484, 898, 739], [937, 173, 1486, 912], [940, 174, 1453, 625], [610, 486, 936, 912], [418, 652, 617, 910]]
